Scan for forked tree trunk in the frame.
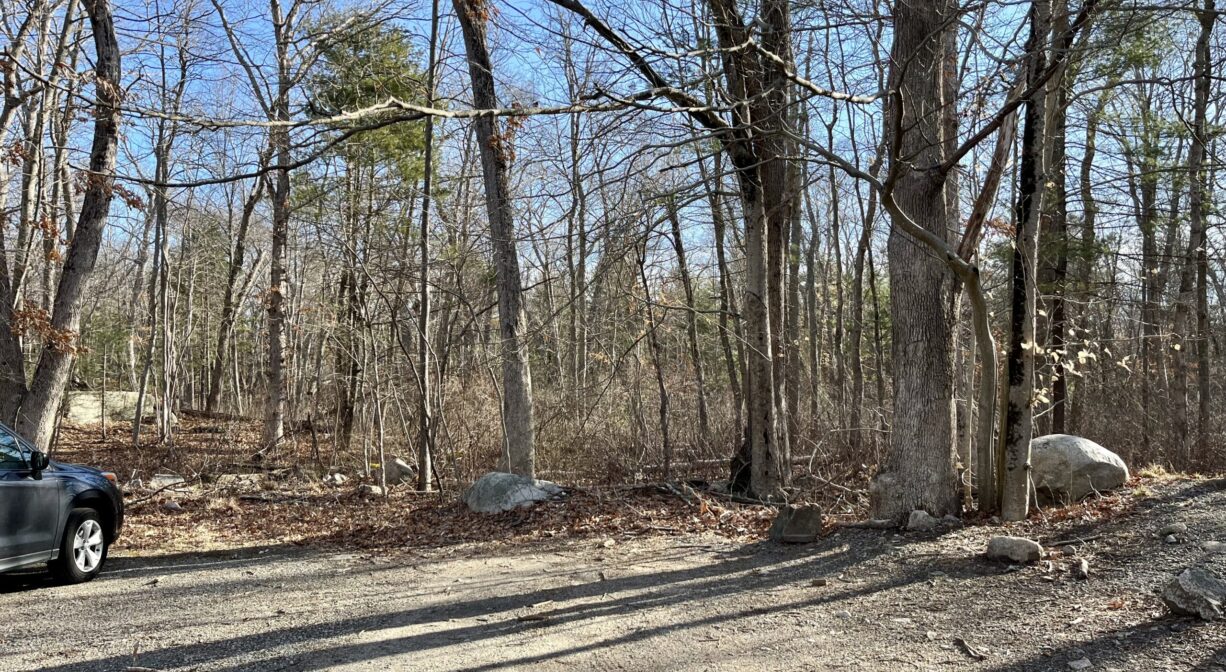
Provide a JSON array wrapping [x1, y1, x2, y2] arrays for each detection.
[[206, 167, 265, 414], [15, 0, 120, 448], [638, 240, 673, 480]]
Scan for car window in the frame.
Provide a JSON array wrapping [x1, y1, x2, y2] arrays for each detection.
[[0, 426, 29, 469]]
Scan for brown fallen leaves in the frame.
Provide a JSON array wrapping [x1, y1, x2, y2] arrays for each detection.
[[116, 485, 776, 555]]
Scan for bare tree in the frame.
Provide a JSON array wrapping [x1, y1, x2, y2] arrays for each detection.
[[453, 0, 537, 477]]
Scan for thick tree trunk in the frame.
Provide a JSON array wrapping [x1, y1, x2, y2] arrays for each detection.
[[454, 0, 537, 477], [870, 0, 959, 521], [15, 0, 120, 448], [259, 0, 293, 454], [1043, 5, 1070, 433]]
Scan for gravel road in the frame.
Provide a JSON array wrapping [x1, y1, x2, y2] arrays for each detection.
[[2, 479, 1224, 671]]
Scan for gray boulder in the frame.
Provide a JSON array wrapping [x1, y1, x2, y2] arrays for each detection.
[[379, 457, 415, 485], [149, 473, 189, 492], [986, 536, 1043, 563], [1161, 568, 1226, 620], [1031, 434, 1128, 503], [906, 510, 939, 532], [768, 504, 823, 543], [463, 472, 563, 513], [64, 391, 175, 425]]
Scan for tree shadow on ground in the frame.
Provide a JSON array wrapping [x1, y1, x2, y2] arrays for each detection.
[[0, 544, 309, 594], [29, 528, 964, 672], [983, 617, 1219, 671]]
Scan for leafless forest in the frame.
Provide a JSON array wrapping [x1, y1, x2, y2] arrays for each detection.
[[2, 0, 1223, 521]]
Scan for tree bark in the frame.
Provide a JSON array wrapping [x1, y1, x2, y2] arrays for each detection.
[[1172, 0, 1215, 467], [454, 0, 537, 477], [417, 0, 441, 491], [999, 0, 1049, 521], [15, 0, 120, 448], [667, 199, 710, 443], [869, 0, 959, 521]]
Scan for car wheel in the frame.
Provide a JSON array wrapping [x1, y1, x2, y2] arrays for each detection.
[[50, 508, 108, 584]]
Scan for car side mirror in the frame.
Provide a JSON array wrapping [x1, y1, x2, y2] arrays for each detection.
[[28, 450, 49, 472]]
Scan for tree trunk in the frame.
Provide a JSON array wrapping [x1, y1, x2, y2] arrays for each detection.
[[454, 0, 537, 477], [260, 0, 293, 454], [417, 0, 441, 491], [869, 0, 959, 521], [999, 0, 1049, 521], [1173, 0, 1215, 468], [667, 199, 710, 443], [206, 168, 264, 414], [15, 0, 120, 448], [638, 240, 673, 480]]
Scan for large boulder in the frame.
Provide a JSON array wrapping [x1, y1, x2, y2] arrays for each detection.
[[63, 391, 170, 425], [378, 457, 415, 485], [463, 472, 563, 513], [1031, 434, 1128, 503]]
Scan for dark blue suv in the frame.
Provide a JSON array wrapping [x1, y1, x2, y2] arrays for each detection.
[[0, 423, 123, 583]]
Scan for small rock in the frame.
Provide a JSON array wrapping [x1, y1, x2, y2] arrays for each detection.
[[986, 536, 1043, 563], [833, 610, 852, 620], [358, 484, 385, 498], [1074, 558, 1090, 580], [1166, 535, 1179, 545], [768, 504, 823, 543], [323, 472, 349, 486], [161, 500, 182, 512], [1160, 568, 1226, 620], [1068, 657, 1093, 671], [810, 578, 828, 587], [906, 510, 939, 532], [1201, 541, 1226, 554], [1159, 523, 1189, 537]]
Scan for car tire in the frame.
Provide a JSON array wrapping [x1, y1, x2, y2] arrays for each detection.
[[50, 508, 108, 584]]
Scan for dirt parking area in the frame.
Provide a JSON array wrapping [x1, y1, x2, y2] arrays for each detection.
[[2, 479, 1224, 672]]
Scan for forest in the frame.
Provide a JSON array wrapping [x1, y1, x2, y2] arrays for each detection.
[[2, 0, 1223, 523]]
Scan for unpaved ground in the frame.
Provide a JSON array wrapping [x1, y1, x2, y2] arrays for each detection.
[[2, 479, 1224, 672]]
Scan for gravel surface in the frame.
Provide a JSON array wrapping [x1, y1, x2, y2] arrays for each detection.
[[2, 479, 1224, 671]]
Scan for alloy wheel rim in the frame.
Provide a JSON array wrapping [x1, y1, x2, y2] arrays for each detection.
[[72, 519, 103, 573]]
